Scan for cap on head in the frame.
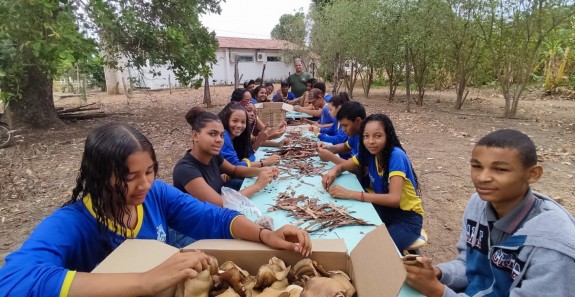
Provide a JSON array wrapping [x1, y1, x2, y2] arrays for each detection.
[[309, 88, 324, 101]]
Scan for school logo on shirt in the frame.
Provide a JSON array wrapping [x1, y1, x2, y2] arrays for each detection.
[[156, 224, 166, 242], [466, 219, 489, 254], [491, 247, 524, 280]]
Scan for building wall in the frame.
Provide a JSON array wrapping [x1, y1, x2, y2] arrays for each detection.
[[210, 49, 295, 85]]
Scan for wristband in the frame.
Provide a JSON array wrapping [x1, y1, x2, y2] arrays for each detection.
[[260, 160, 264, 167], [360, 191, 365, 202]]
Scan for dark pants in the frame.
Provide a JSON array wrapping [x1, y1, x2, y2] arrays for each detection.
[[224, 178, 244, 191]]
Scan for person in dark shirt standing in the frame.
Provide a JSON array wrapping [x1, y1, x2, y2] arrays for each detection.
[[286, 58, 312, 98]]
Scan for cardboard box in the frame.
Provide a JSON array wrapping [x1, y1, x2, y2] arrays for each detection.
[[254, 102, 294, 128], [92, 224, 406, 296]]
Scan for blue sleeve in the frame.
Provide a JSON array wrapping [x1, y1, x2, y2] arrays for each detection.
[[388, 147, 410, 176], [288, 92, 296, 100], [221, 132, 248, 166], [319, 105, 334, 125], [272, 93, 282, 102], [320, 120, 337, 135], [318, 128, 348, 145], [0, 206, 102, 297], [154, 180, 242, 240], [251, 98, 258, 104], [324, 94, 333, 102]]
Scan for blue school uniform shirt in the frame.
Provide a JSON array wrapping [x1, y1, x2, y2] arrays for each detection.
[[221, 130, 253, 167], [324, 94, 333, 102], [353, 147, 424, 220], [318, 119, 347, 145], [318, 104, 334, 125], [272, 92, 296, 102], [0, 180, 240, 297], [345, 134, 360, 156], [251, 98, 258, 104]]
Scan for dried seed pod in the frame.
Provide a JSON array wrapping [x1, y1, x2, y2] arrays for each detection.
[[175, 269, 214, 297], [292, 259, 319, 280], [220, 261, 250, 278], [285, 285, 303, 297], [220, 267, 246, 297], [215, 287, 241, 297]]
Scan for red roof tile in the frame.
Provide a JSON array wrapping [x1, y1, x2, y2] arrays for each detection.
[[216, 36, 295, 50]]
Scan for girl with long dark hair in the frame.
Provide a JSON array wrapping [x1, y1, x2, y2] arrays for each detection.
[[0, 123, 311, 296], [322, 114, 424, 251], [173, 107, 278, 206], [217, 102, 280, 169]]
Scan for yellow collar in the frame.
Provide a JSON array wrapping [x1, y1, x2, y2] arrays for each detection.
[[82, 195, 143, 238]]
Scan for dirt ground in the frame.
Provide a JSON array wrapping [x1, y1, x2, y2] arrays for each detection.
[[1, 85, 574, 265]]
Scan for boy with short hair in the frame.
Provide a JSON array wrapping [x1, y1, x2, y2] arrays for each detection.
[[317, 101, 366, 165], [405, 129, 575, 297], [273, 81, 296, 102]]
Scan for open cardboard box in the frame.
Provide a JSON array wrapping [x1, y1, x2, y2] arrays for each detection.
[[254, 102, 294, 128], [92, 224, 406, 296]]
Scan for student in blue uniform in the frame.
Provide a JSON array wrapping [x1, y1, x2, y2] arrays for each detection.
[[0, 123, 311, 297], [317, 100, 366, 165], [404, 129, 575, 297], [322, 114, 424, 251], [313, 92, 350, 147], [251, 85, 269, 104], [294, 88, 333, 128], [217, 102, 280, 169], [273, 81, 296, 102]]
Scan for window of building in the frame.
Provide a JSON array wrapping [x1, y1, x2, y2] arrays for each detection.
[[238, 55, 254, 62], [267, 56, 282, 62]]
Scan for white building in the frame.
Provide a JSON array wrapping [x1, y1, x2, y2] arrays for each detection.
[[107, 37, 296, 92], [210, 37, 295, 85]]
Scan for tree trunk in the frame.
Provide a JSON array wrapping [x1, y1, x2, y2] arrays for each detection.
[[454, 76, 467, 110], [5, 65, 62, 129], [386, 65, 395, 101], [203, 75, 212, 108], [332, 53, 339, 94], [405, 47, 412, 112], [104, 66, 121, 95]]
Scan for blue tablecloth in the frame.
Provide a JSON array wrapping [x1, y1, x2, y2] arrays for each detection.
[[286, 111, 313, 119], [241, 129, 423, 297]]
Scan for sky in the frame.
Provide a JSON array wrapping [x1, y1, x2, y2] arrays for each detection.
[[200, 0, 312, 39]]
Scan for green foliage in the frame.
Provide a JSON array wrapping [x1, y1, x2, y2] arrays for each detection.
[[86, 0, 220, 87], [0, 0, 95, 104], [271, 12, 306, 45], [0, 0, 221, 106]]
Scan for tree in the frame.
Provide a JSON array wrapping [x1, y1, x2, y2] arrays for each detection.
[[271, 12, 306, 46], [0, 0, 96, 128], [477, 0, 574, 118], [0, 0, 221, 129]]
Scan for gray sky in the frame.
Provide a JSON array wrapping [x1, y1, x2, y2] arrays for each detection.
[[200, 0, 311, 39]]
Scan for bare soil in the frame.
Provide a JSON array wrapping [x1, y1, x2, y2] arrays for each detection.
[[1, 86, 574, 264]]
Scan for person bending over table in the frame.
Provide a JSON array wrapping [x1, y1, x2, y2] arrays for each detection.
[[0, 123, 311, 297], [317, 101, 366, 165], [174, 107, 280, 206], [294, 88, 333, 127], [310, 92, 350, 146], [322, 114, 424, 251]]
